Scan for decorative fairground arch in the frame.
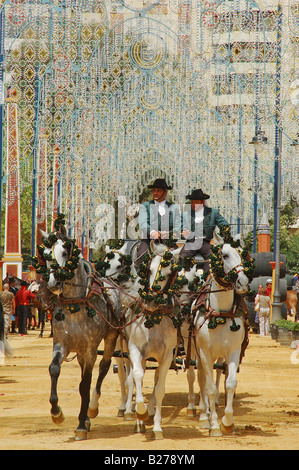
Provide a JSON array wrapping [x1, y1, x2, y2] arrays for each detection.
[[0, 0, 298, 266]]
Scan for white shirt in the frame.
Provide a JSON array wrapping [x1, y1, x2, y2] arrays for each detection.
[[194, 206, 204, 225], [185, 207, 204, 250], [154, 199, 166, 216], [150, 200, 167, 237]]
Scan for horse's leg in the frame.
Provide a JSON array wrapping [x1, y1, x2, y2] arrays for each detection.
[[197, 357, 210, 430], [146, 365, 158, 423], [114, 356, 129, 417], [134, 364, 147, 434], [215, 357, 225, 406], [130, 346, 148, 421], [200, 350, 222, 437], [38, 309, 45, 338], [49, 343, 65, 424], [215, 369, 221, 406], [186, 366, 197, 417], [88, 328, 118, 419], [135, 362, 157, 433], [75, 354, 95, 441], [150, 350, 173, 440], [124, 365, 136, 421], [221, 351, 239, 435]]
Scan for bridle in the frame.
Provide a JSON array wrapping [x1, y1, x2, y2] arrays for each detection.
[[209, 244, 247, 290]]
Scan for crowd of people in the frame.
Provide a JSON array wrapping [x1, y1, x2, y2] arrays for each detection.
[[0, 278, 48, 338], [254, 275, 299, 336]]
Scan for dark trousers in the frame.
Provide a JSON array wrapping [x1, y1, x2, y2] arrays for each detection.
[[180, 240, 211, 273], [18, 305, 30, 334]]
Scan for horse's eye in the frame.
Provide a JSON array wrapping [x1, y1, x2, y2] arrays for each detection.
[[223, 254, 228, 260]]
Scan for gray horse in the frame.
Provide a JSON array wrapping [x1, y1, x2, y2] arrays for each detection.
[[37, 227, 122, 440]]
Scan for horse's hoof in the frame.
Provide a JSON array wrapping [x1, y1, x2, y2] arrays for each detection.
[[144, 414, 154, 426], [198, 419, 210, 429], [151, 430, 163, 440], [124, 412, 135, 421], [117, 409, 125, 417], [220, 421, 235, 435], [87, 407, 99, 419], [134, 422, 146, 433], [136, 410, 149, 422], [187, 408, 196, 417], [51, 408, 65, 424], [74, 429, 88, 441], [209, 427, 223, 437]]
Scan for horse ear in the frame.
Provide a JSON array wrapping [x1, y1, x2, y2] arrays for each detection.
[[233, 234, 244, 248], [213, 227, 224, 246], [172, 245, 183, 260], [150, 240, 165, 256], [105, 245, 110, 253], [59, 224, 67, 236], [150, 240, 158, 255], [40, 229, 49, 239], [119, 242, 127, 254]]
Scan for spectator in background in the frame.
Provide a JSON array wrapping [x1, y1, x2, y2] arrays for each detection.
[[15, 281, 35, 335], [8, 278, 18, 296], [258, 287, 271, 337], [266, 279, 272, 297], [9, 278, 18, 333], [254, 284, 263, 325], [0, 284, 15, 337]]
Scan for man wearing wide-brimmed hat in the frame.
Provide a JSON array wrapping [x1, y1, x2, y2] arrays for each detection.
[[180, 188, 228, 272], [136, 178, 181, 266]]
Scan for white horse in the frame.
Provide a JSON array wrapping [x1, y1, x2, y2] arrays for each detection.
[[36, 227, 121, 440], [192, 229, 250, 436], [121, 241, 183, 439], [89, 240, 139, 420], [99, 241, 204, 430]]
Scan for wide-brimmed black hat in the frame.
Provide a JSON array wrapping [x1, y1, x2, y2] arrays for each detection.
[[147, 178, 172, 190], [186, 188, 210, 200]]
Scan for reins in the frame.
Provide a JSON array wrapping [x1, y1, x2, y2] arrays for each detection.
[[57, 271, 147, 331]]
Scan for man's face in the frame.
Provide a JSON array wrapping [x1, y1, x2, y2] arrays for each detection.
[[191, 199, 205, 211], [152, 188, 166, 201]]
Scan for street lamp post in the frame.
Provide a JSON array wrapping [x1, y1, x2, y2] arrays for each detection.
[[249, 128, 268, 253], [271, 1, 283, 323]]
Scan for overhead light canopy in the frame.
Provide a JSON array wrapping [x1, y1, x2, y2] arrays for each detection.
[[249, 129, 268, 153]]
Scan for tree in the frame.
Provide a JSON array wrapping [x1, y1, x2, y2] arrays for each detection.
[[285, 231, 299, 274]]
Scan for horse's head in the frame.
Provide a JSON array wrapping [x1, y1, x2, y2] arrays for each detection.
[[148, 240, 183, 291], [34, 229, 81, 295], [212, 228, 253, 294], [97, 241, 133, 282]]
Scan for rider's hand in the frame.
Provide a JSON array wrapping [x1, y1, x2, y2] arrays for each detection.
[[182, 229, 191, 239], [150, 230, 160, 240], [161, 231, 169, 240]]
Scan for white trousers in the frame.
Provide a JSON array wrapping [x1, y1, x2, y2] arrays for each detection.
[[259, 309, 270, 336]]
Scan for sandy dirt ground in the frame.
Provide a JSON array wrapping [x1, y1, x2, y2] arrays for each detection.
[[0, 324, 298, 451]]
